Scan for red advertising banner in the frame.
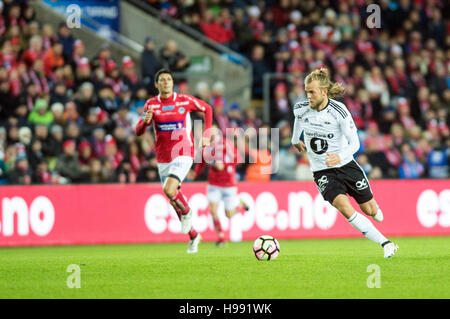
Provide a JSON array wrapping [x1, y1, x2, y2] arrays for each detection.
[[0, 180, 449, 246]]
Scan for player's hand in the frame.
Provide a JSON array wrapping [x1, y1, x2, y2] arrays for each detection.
[[187, 170, 197, 180], [201, 136, 210, 148], [325, 153, 341, 167], [214, 162, 225, 171], [143, 107, 153, 124], [293, 141, 306, 152]]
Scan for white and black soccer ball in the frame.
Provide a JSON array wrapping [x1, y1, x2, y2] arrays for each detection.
[[252, 235, 280, 261]]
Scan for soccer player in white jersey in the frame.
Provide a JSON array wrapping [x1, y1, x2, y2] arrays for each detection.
[[291, 68, 398, 258]]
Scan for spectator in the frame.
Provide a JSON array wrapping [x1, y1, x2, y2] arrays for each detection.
[[47, 124, 63, 158], [65, 121, 81, 145], [250, 44, 270, 98], [122, 56, 139, 94], [71, 39, 85, 67], [231, 7, 253, 54], [27, 98, 54, 127], [399, 147, 425, 179], [43, 41, 64, 76], [32, 159, 53, 185], [18, 126, 32, 147], [200, 9, 234, 45], [78, 140, 93, 175], [75, 81, 97, 118], [74, 57, 93, 91], [228, 103, 243, 129], [57, 23, 75, 61], [54, 140, 84, 183], [141, 36, 160, 93], [63, 101, 82, 127], [211, 81, 226, 109], [275, 121, 297, 180], [159, 39, 190, 72], [8, 154, 31, 185], [427, 141, 449, 178]]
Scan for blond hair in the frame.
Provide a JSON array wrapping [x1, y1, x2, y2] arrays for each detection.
[[305, 68, 345, 98]]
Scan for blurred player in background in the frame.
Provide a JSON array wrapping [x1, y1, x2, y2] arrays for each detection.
[[135, 69, 212, 253], [291, 68, 399, 258], [190, 124, 248, 246]]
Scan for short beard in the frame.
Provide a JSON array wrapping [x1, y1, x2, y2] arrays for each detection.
[[311, 97, 325, 110]]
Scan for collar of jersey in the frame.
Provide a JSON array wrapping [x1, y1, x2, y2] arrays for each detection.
[[157, 92, 177, 102], [317, 98, 330, 112]]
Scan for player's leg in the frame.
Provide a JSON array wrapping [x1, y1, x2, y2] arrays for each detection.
[[223, 187, 248, 219], [332, 194, 390, 247], [359, 198, 384, 222], [339, 161, 398, 257], [346, 160, 384, 222], [159, 157, 201, 253], [210, 201, 225, 245], [163, 157, 195, 234], [207, 185, 225, 245]]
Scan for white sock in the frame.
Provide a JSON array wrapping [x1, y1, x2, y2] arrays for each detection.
[[373, 209, 383, 222], [347, 212, 388, 246]]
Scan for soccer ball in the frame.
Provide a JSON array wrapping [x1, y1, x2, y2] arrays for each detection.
[[252, 235, 280, 261]]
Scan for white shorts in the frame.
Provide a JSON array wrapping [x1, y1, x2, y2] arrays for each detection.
[[157, 156, 193, 185], [207, 185, 239, 211]]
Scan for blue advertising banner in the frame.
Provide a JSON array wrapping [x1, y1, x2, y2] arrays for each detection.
[[43, 0, 120, 39]]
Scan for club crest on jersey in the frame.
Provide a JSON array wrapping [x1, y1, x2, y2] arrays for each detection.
[[178, 107, 185, 114], [162, 105, 175, 111]]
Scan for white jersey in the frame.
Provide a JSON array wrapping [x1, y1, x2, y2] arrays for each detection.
[[291, 98, 360, 172]]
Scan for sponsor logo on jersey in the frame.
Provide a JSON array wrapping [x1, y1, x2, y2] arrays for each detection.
[[355, 178, 368, 191], [162, 105, 175, 111], [156, 121, 184, 131], [305, 131, 329, 139], [149, 104, 160, 109], [176, 101, 189, 106], [317, 175, 329, 192]]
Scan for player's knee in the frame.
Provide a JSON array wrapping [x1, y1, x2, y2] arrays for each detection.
[[163, 185, 176, 199], [225, 210, 233, 218], [360, 201, 377, 216], [361, 205, 374, 216]]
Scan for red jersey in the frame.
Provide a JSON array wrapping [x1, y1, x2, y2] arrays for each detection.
[[135, 93, 212, 163], [194, 138, 241, 187]]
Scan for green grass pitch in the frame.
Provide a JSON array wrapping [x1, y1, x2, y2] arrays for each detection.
[[0, 236, 449, 299]]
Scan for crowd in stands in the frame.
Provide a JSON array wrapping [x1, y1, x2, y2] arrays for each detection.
[[150, 0, 450, 180], [0, 0, 449, 186]]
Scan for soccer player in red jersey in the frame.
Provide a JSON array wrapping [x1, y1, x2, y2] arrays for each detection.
[[135, 69, 212, 253], [191, 125, 248, 246]]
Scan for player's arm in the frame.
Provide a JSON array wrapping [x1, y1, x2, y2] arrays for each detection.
[[291, 112, 306, 152], [185, 95, 213, 146], [135, 102, 154, 136], [191, 162, 206, 180], [338, 115, 360, 160], [213, 161, 225, 171], [325, 113, 360, 167]]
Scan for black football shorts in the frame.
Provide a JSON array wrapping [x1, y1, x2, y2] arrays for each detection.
[[313, 160, 374, 204]]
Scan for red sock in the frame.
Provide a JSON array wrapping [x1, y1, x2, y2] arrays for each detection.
[[213, 216, 222, 233], [170, 190, 190, 215], [188, 228, 197, 240], [236, 203, 246, 214]]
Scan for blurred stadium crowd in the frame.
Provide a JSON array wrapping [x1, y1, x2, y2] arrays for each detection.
[[0, 0, 449, 186]]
